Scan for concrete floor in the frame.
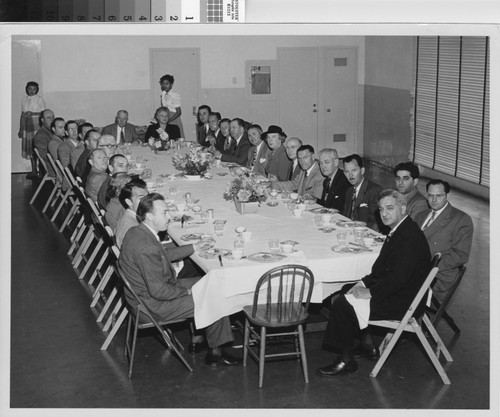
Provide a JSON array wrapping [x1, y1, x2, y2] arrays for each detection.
[[7, 165, 493, 414]]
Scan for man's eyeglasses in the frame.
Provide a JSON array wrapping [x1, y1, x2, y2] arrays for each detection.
[[99, 144, 118, 149]]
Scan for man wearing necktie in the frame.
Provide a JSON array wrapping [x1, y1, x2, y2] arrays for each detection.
[[342, 154, 383, 232], [317, 148, 350, 212], [414, 179, 473, 301], [317, 189, 431, 377], [285, 137, 303, 180], [102, 110, 139, 144], [119, 193, 241, 367], [245, 124, 271, 175]]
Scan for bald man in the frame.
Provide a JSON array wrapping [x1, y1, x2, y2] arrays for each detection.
[[102, 110, 140, 144]]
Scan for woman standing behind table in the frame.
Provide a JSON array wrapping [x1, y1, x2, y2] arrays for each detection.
[[18, 81, 46, 179], [144, 107, 181, 146], [159, 74, 184, 138]]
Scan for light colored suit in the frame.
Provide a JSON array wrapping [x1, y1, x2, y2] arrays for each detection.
[[246, 142, 271, 175], [101, 122, 139, 144], [272, 161, 325, 200], [57, 138, 85, 168], [405, 188, 429, 220], [414, 203, 473, 296]]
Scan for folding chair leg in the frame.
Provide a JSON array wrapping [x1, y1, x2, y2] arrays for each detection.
[[80, 240, 104, 280], [297, 324, 309, 384], [128, 318, 140, 378], [72, 228, 94, 269], [103, 297, 124, 331], [100, 308, 128, 351], [370, 330, 401, 378], [159, 329, 193, 373], [97, 287, 119, 323], [59, 200, 80, 233], [29, 176, 51, 205], [258, 327, 267, 388], [243, 319, 250, 367], [70, 216, 85, 245], [51, 190, 71, 222], [413, 323, 451, 385], [88, 246, 108, 285], [91, 265, 113, 307], [42, 184, 59, 213], [422, 315, 453, 362]]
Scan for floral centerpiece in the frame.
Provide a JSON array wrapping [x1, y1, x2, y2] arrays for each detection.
[[223, 172, 268, 214], [172, 144, 212, 177], [148, 128, 172, 152]]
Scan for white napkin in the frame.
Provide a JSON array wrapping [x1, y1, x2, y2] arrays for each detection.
[[284, 250, 309, 266], [345, 293, 370, 329]]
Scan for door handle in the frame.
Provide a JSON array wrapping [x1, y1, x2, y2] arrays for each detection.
[[313, 109, 317, 113], [192, 106, 197, 117], [327, 108, 331, 112]]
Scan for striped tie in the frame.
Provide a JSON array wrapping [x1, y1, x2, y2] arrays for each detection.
[[422, 211, 436, 230]]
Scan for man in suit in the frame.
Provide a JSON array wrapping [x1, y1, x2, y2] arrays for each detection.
[[74, 129, 100, 182], [263, 125, 292, 181], [57, 120, 86, 168], [317, 189, 431, 377], [317, 148, 350, 212], [213, 118, 251, 166], [246, 124, 271, 175], [119, 193, 240, 366], [414, 179, 473, 301], [342, 154, 383, 232], [214, 118, 231, 153], [271, 145, 325, 200], [101, 110, 140, 145], [85, 149, 109, 202], [33, 109, 55, 176], [394, 162, 428, 220], [196, 105, 212, 147], [48, 117, 65, 162], [97, 134, 118, 159], [285, 137, 303, 180], [206, 112, 221, 147]]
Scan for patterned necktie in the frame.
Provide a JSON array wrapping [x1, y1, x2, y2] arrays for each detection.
[[350, 189, 357, 220], [322, 177, 330, 202], [120, 128, 125, 144], [224, 137, 230, 151], [422, 211, 436, 230], [251, 147, 258, 167]]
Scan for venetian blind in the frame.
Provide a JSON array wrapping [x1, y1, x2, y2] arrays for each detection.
[[411, 36, 489, 186]]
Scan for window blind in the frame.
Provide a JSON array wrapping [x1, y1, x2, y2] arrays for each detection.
[[411, 36, 489, 186]]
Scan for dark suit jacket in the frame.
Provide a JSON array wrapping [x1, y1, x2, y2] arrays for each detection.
[[362, 216, 432, 319], [265, 145, 292, 181], [119, 223, 194, 319], [74, 147, 91, 180], [246, 142, 271, 175], [414, 203, 473, 292], [102, 122, 139, 143], [220, 134, 251, 166], [317, 168, 351, 212], [214, 131, 229, 153], [343, 178, 383, 231], [196, 123, 210, 146], [405, 188, 429, 220], [144, 123, 180, 143], [288, 161, 301, 180]]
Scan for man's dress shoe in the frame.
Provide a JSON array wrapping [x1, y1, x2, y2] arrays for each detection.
[[316, 356, 358, 377], [205, 351, 242, 367], [352, 344, 380, 360]]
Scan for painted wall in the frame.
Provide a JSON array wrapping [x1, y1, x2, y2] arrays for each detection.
[[363, 36, 415, 167], [11, 34, 366, 172]]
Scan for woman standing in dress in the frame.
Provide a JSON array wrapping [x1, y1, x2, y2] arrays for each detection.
[[18, 81, 46, 179], [159, 74, 184, 138]]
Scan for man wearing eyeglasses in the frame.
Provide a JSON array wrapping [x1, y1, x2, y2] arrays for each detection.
[[414, 179, 473, 302], [97, 134, 118, 158]]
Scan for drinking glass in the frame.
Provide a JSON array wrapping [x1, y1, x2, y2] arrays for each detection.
[[214, 223, 225, 236], [268, 238, 280, 253], [200, 211, 210, 223], [314, 214, 324, 227], [156, 177, 164, 188], [354, 227, 365, 245], [168, 186, 177, 197], [287, 201, 296, 211], [233, 237, 245, 252], [336, 230, 348, 248]]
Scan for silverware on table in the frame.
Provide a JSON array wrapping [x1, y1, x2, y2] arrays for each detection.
[[218, 254, 224, 267]]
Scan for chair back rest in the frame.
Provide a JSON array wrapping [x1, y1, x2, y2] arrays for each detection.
[[431, 252, 442, 268], [251, 264, 314, 323], [34, 148, 50, 174], [63, 165, 78, 188], [46, 153, 63, 182]]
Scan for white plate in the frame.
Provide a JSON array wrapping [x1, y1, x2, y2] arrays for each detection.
[[198, 248, 231, 259], [247, 252, 287, 263], [336, 220, 367, 228]]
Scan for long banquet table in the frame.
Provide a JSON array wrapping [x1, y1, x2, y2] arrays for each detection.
[[127, 144, 381, 328]]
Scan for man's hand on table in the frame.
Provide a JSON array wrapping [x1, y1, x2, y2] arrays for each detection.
[[346, 282, 371, 299]]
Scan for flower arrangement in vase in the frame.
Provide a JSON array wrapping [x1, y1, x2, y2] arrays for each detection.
[[172, 144, 213, 177]]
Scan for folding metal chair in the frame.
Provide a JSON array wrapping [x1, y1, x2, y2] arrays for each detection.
[[243, 264, 314, 388], [50, 159, 76, 223], [428, 265, 466, 334], [43, 153, 65, 214], [29, 148, 56, 207], [111, 246, 193, 377], [368, 254, 454, 385]]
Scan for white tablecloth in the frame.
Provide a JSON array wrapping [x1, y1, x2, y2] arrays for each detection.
[[127, 144, 380, 328]]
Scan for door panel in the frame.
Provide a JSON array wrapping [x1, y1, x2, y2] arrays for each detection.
[[277, 48, 319, 149], [150, 49, 199, 141], [323, 48, 357, 157]]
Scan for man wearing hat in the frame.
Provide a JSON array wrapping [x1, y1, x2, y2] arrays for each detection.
[[264, 125, 292, 181]]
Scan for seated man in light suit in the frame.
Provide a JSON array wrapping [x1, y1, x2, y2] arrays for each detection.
[[119, 193, 241, 366], [271, 145, 324, 200], [213, 118, 251, 166], [317, 148, 350, 212], [101, 110, 140, 145], [414, 179, 473, 302], [246, 124, 271, 176], [342, 154, 383, 232], [317, 190, 431, 377]]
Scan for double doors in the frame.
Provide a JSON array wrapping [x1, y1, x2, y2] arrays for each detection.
[[278, 47, 357, 157]]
